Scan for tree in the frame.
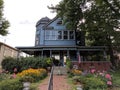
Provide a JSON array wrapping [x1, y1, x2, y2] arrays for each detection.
[[0, 0, 9, 36], [49, 0, 120, 67]]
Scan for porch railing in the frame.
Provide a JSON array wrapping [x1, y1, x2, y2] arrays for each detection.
[[48, 66, 54, 90]]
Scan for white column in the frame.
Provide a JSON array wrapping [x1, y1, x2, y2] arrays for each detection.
[[50, 50, 52, 58], [67, 50, 70, 58]]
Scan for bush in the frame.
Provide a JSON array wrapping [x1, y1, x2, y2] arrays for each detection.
[[17, 68, 47, 82], [66, 58, 72, 69], [2, 57, 50, 73], [84, 76, 107, 90], [0, 78, 23, 90], [0, 73, 11, 81], [1, 57, 20, 73]]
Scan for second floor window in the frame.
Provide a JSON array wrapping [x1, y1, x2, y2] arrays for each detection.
[[45, 30, 75, 40], [63, 31, 68, 39]]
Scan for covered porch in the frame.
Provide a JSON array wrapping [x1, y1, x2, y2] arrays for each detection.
[[16, 46, 111, 71]]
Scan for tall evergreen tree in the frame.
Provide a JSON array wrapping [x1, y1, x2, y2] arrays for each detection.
[[0, 0, 9, 36], [49, 0, 120, 67]]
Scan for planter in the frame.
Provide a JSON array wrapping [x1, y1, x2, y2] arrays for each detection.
[[23, 82, 30, 90]]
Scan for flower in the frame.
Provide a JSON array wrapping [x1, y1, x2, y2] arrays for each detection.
[[105, 74, 111, 80], [107, 81, 112, 86], [91, 69, 96, 74]]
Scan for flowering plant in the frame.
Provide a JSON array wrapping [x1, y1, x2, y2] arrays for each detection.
[[71, 69, 82, 76], [17, 68, 47, 82]]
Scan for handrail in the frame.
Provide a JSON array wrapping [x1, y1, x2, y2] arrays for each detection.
[[48, 66, 54, 90]]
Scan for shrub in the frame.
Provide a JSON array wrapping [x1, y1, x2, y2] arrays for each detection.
[[17, 68, 47, 82], [0, 78, 23, 90], [1, 57, 20, 73], [2, 57, 50, 73], [84, 77, 107, 90], [0, 73, 11, 81], [66, 58, 72, 69]]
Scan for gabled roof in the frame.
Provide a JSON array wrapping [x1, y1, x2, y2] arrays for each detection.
[[42, 16, 61, 29]]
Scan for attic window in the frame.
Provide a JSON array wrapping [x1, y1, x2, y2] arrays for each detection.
[[57, 20, 62, 25]]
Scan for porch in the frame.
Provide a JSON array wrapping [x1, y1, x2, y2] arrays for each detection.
[[16, 46, 111, 71]]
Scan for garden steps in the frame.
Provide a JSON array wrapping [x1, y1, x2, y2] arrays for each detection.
[[53, 66, 67, 75]]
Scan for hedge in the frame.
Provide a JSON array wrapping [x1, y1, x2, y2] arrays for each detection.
[[1, 57, 51, 73]]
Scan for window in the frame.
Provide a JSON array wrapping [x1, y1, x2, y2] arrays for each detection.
[[58, 31, 62, 39], [69, 31, 74, 39], [63, 31, 68, 39], [45, 31, 60, 40], [45, 30, 75, 40], [35, 36, 39, 45], [57, 20, 62, 25]]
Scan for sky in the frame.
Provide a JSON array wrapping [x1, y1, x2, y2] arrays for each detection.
[[0, 0, 60, 47]]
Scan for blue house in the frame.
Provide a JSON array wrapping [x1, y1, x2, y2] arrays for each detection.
[[17, 17, 111, 70]]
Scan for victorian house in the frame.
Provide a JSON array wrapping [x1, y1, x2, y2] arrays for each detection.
[[17, 17, 111, 71]]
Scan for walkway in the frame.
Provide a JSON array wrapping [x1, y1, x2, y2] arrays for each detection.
[[38, 75, 71, 90]]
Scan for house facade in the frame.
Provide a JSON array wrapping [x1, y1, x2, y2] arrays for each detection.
[[0, 42, 19, 67], [17, 17, 111, 71]]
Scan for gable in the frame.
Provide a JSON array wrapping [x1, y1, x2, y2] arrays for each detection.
[[44, 17, 66, 30]]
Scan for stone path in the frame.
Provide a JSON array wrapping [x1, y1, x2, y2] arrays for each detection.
[[38, 75, 71, 90]]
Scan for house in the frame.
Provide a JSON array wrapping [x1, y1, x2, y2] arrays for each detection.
[[0, 42, 19, 67], [16, 17, 111, 71]]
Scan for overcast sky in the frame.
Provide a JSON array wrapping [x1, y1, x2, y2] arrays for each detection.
[[0, 0, 60, 47]]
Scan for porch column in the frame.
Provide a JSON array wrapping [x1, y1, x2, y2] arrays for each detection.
[[50, 50, 52, 58], [103, 50, 107, 60], [77, 50, 81, 64], [67, 50, 70, 58], [41, 50, 43, 57]]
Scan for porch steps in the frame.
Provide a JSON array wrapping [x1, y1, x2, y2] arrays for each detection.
[[53, 66, 67, 75]]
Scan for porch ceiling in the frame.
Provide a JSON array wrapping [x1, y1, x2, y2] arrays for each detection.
[[16, 46, 107, 55]]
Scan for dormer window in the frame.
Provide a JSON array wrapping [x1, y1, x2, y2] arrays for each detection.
[[57, 20, 62, 25]]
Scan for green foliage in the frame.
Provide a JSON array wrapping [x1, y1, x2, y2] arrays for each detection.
[[19, 76, 34, 83], [1, 57, 19, 73], [46, 58, 53, 67], [1, 57, 50, 73], [0, 78, 23, 90], [0, 73, 11, 81], [0, 0, 10, 36], [84, 77, 107, 90], [66, 58, 72, 69], [71, 74, 107, 90], [51, 0, 120, 66], [111, 71, 120, 86]]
